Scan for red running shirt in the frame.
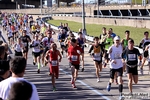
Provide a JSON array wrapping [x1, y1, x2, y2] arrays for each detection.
[[68, 45, 83, 65], [49, 50, 59, 67]]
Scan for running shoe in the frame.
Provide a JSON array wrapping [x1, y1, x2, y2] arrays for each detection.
[[140, 68, 143, 75], [81, 68, 84, 72], [123, 72, 127, 77], [33, 61, 36, 65], [37, 69, 40, 73], [53, 86, 56, 91], [106, 84, 111, 92], [72, 83, 76, 88], [138, 61, 142, 66], [97, 78, 100, 83], [119, 95, 124, 100]]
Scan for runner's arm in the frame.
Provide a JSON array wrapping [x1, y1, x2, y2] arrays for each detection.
[[45, 51, 49, 62], [88, 45, 93, 54]]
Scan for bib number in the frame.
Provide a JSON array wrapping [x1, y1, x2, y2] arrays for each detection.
[[51, 60, 57, 66], [93, 53, 101, 61], [71, 55, 77, 61], [23, 43, 27, 47], [61, 42, 64, 45]]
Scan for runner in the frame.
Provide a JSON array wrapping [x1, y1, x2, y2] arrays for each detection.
[[109, 28, 116, 38], [77, 32, 86, 72], [103, 30, 114, 68], [99, 27, 107, 44], [106, 36, 124, 100], [121, 30, 132, 76], [30, 34, 41, 73], [13, 37, 23, 57], [122, 39, 142, 94], [88, 37, 104, 82], [139, 31, 150, 75], [41, 30, 54, 67], [58, 29, 67, 57], [68, 38, 84, 88], [21, 30, 31, 60], [45, 43, 62, 91]]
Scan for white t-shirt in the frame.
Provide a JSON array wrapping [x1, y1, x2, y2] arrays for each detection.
[[0, 77, 39, 100], [42, 37, 54, 48], [108, 44, 123, 69]]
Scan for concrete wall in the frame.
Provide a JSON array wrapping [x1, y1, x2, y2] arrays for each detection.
[[52, 16, 150, 29]]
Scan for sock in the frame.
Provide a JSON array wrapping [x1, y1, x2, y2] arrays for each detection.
[[119, 84, 123, 93], [38, 63, 41, 69]]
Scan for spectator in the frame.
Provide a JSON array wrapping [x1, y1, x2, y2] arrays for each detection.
[[0, 56, 39, 100], [8, 81, 33, 100], [1, 43, 11, 61]]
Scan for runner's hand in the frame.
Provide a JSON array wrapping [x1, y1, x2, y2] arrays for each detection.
[[112, 60, 117, 64]]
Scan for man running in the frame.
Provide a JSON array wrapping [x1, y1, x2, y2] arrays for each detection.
[[139, 31, 150, 75], [21, 30, 31, 60], [88, 37, 104, 82], [77, 32, 86, 72], [122, 39, 142, 94], [106, 36, 124, 100], [68, 39, 84, 88], [13, 37, 23, 57], [41, 30, 54, 67], [30, 34, 41, 73], [45, 43, 62, 91]]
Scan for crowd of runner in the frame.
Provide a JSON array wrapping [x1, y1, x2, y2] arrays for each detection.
[[0, 12, 150, 100]]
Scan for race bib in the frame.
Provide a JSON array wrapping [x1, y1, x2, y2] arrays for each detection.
[[51, 60, 57, 66], [128, 54, 136, 61], [71, 55, 77, 61], [94, 53, 100, 58], [114, 52, 121, 59], [61, 42, 64, 45], [23, 43, 27, 47], [93, 53, 101, 61]]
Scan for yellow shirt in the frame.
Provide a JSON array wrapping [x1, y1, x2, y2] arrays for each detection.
[[31, 26, 36, 31]]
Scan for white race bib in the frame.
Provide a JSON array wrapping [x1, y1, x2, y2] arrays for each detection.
[[128, 54, 136, 61], [23, 43, 27, 47], [114, 52, 121, 59], [71, 55, 77, 61], [93, 53, 101, 61], [51, 60, 57, 66], [61, 42, 64, 45]]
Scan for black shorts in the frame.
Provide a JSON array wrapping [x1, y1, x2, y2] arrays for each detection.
[[69, 62, 80, 70], [12, 32, 16, 36], [33, 52, 41, 58], [8, 36, 13, 41], [144, 51, 148, 58], [61, 45, 67, 49], [15, 50, 23, 56], [32, 31, 36, 34], [23, 47, 29, 53], [94, 60, 102, 64], [104, 50, 109, 60], [126, 65, 138, 75], [110, 67, 123, 79], [43, 47, 49, 55]]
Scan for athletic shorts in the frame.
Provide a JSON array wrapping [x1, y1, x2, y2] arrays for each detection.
[[104, 50, 109, 60], [8, 36, 13, 41], [94, 60, 102, 64], [69, 62, 80, 70], [33, 52, 41, 58], [15, 50, 23, 56], [23, 47, 29, 53], [43, 47, 49, 55], [110, 67, 123, 79], [126, 65, 138, 75], [32, 31, 36, 34], [12, 32, 16, 36], [144, 51, 148, 58], [50, 65, 59, 78]]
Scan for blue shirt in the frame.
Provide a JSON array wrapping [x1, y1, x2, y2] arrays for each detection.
[[111, 33, 116, 38]]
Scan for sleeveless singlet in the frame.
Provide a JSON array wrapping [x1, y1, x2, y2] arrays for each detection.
[[93, 45, 102, 61], [32, 40, 41, 53], [49, 50, 58, 67]]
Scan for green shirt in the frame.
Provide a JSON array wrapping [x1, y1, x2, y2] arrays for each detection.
[[105, 37, 113, 50]]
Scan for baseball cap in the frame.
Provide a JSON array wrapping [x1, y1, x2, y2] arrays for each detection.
[[114, 36, 120, 41]]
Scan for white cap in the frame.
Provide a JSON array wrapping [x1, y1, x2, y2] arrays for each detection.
[[114, 36, 120, 41]]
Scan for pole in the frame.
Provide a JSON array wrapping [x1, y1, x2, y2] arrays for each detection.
[[16, 1, 18, 10], [97, 0, 99, 17], [40, 0, 42, 15], [82, 0, 87, 35], [25, 0, 26, 9]]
